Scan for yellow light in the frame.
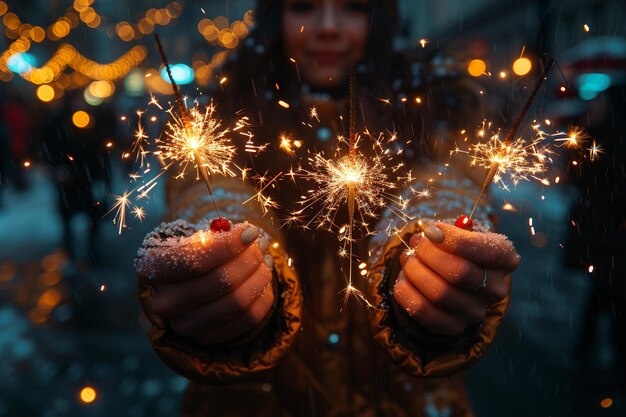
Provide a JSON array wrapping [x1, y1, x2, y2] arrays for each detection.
[[84, 12, 101, 28], [138, 18, 153, 34], [166, 2, 182, 18], [31, 26, 45, 42], [72, 111, 91, 128], [499, 71, 507, 79], [37, 85, 55, 102], [583, 24, 590, 32], [243, 10, 254, 26], [116, 22, 134, 41], [3, 12, 20, 30], [231, 20, 248, 38], [88, 80, 115, 98], [203, 25, 219, 42], [79, 387, 97, 403], [52, 20, 70, 38], [38, 288, 62, 310], [214, 16, 229, 30], [218, 29, 238, 49], [467, 59, 486, 77], [0, 2, 8, 16], [513, 57, 532, 76]]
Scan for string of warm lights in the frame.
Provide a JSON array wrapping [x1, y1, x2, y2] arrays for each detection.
[[0, 2, 257, 102], [0, 1, 182, 44], [193, 10, 255, 85], [23, 43, 147, 84], [0, 0, 180, 83], [197, 10, 254, 49]]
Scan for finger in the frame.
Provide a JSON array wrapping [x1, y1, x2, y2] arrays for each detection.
[[169, 263, 273, 337], [393, 273, 471, 336], [137, 222, 260, 283], [409, 233, 420, 248], [152, 244, 266, 317], [413, 234, 487, 291], [193, 284, 275, 346], [402, 255, 486, 320], [423, 223, 520, 272]]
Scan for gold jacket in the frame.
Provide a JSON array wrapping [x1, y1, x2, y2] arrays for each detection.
[[137, 166, 510, 417]]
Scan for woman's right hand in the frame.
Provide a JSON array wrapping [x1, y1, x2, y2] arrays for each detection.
[[150, 223, 275, 346]]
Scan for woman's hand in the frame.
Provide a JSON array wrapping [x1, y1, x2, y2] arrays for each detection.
[[150, 223, 275, 346], [394, 222, 520, 336]]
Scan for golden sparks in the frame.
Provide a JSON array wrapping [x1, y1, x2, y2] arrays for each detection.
[[106, 192, 132, 235], [157, 102, 236, 179], [451, 122, 594, 189], [588, 140, 603, 161]]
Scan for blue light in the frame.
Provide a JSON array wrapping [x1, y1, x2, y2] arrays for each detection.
[[160, 64, 194, 85], [577, 73, 611, 100], [328, 333, 340, 345], [7, 53, 37, 74]]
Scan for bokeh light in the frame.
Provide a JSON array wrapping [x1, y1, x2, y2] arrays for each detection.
[[600, 398, 613, 408], [72, 110, 91, 128], [88, 80, 115, 98], [467, 59, 486, 77], [7, 52, 36, 74], [512, 57, 532, 76], [160, 63, 194, 85], [36, 85, 55, 102], [79, 386, 97, 404]]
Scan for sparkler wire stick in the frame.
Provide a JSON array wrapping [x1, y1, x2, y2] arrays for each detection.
[[468, 58, 555, 218], [154, 33, 223, 220], [345, 66, 359, 293]]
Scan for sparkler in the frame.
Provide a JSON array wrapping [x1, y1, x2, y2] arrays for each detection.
[[154, 33, 234, 230], [290, 69, 410, 308], [463, 58, 555, 224]]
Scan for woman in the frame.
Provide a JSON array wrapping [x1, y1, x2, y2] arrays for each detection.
[[136, 1, 520, 416]]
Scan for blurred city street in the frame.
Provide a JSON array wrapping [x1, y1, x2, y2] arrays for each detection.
[[0, 161, 188, 417]]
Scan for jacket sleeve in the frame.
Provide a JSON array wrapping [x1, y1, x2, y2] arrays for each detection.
[[366, 163, 511, 378], [137, 178, 302, 384]]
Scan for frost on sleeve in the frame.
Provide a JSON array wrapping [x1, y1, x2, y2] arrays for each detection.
[[366, 164, 511, 377]]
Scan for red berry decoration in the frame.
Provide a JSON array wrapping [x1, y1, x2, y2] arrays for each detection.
[[210, 217, 231, 233], [455, 215, 474, 231]]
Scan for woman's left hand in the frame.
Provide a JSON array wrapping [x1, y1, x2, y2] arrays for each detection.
[[393, 222, 520, 336]]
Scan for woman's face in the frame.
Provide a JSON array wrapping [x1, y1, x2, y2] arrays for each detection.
[[282, 0, 370, 90]]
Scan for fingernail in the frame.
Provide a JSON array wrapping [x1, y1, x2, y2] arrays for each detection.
[[424, 224, 444, 243], [257, 236, 270, 252], [410, 232, 422, 248], [240, 225, 259, 245], [264, 254, 274, 270]]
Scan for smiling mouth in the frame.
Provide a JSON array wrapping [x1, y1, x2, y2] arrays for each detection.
[[311, 52, 345, 65]]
